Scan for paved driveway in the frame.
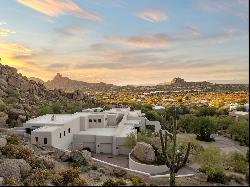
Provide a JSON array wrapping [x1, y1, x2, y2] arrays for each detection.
[[177, 133, 248, 154], [92, 153, 129, 168]]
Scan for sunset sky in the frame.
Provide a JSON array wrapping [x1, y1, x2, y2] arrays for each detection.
[[0, 0, 249, 85]]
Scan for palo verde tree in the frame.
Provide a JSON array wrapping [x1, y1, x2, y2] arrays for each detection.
[[159, 107, 191, 186]]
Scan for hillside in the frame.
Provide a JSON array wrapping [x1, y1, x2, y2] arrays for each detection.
[[45, 73, 116, 92], [0, 63, 96, 128]]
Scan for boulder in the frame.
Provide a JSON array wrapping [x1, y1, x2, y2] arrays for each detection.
[[132, 142, 156, 164], [60, 151, 71, 162], [70, 150, 91, 166], [0, 159, 31, 179], [0, 137, 7, 148]]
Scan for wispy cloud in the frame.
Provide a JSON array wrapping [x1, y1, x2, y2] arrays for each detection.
[[135, 9, 167, 22], [105, 33, 169, 48], [0, 43, 31, 54], [197, 0, 249, 21], [0, 28, 16, 37], [16, 0, 102, 21], [0, 21, 7, 26]]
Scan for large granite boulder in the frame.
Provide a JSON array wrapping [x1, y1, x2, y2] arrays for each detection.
[[70, 150, 91, 166], [132, 142, 156, 164], [0, 159, 31, 179]]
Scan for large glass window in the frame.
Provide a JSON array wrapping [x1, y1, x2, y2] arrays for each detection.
[[98, 119, 101, 123], [64, 131, 66, 136], [60, 133, 61, 138], [68, 128, 70, 133], [35, 137, 38, 142], [89, 119, 92, 122]]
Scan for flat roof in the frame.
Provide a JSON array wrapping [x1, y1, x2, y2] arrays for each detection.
[[33, 126, 60, 132], [76, 124, 135, 138], [25, 114, 75, 125]]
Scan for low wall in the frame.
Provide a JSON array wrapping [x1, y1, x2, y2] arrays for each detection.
[[128, 153, 169, 175], [90, 157, 151, 182]]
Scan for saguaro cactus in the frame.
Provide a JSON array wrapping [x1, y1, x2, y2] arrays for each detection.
[[159, 116, 191, 186]]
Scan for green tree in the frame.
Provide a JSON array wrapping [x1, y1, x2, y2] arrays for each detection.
[[51, 102, 62, 114], [178, 114, 197, 133], [190, 116, 218, 141]]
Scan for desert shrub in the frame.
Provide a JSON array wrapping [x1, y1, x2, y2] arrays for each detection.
[[190, 116, 218, 141], [228, 119, 249, 146], [26, 155, 55, 169], [177, 136, 204, 155], [130, 177, 146, 186], [23, 168, 50, 186], [226, 152, 248, 174], [0, 103, 6, 112], [178, 114, 196, 133], [246, 172, 249, 183], [4, 177, 24, 186], [115, 178, 126, 185], [195, 147, 227, 183], [6, 134, 20, 145], [68, 177, 87, 186], [102, 178, 127, 186], [51, 173, 64, 186], [232, 160, 247, 174], [102, 178, 117, 186], [202, 167, 226, 184], [58, 167, 80, 186], [37, 105, 53, 116], [246, 149, 249, 162], [91, 165, 98, 170], [1, 144, 33, 159]]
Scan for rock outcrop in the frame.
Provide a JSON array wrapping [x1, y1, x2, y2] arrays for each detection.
[[0, 63, 96, 128], [0, 159, 31, 179], [132, 142, 156, 164]]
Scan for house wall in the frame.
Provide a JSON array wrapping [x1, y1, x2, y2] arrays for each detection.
[[72, 134, 96, 151], [31, 131, 52, 146], [107, 114, 118, 126], [80, 116, 88, 130], [146, 121, 161, 133], [51, 117, 80, 150], [88, 114, 107, 128], [96, 135, 113, 154]]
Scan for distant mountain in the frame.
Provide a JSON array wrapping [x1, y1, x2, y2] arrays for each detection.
[[45, 73, 116, 92], [29, 77, 44, 84], [207, 79, 249, 84]]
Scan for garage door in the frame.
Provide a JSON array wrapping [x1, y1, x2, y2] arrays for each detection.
[[100, 143, 112, 154], [118, 145, 131, 155], [82, 142, 96, 152]]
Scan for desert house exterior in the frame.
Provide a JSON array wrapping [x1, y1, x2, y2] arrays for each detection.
[[21, 107, 161, 155]]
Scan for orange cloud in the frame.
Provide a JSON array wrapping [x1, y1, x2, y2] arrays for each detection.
[[105, 34, 169, 48], [16, 0, 102, 21], [136, 9, 167, 22], [0, 28, 16, 37], [0, 43, 31, 54]]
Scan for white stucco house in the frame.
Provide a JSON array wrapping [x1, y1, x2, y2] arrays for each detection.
[[19, 107, 161, 155]]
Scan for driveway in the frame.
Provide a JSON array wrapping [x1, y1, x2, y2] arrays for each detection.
[[177, 133, 248, 154], [92, 153, 129, 168]]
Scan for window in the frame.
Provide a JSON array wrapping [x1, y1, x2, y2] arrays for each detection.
[[68, 128, 71, 133], [94, 119, 96, 122], [35, 137, 38, 142], [44, 138, 47, 144], [98, 119, 101, 123], [60, 133, 61, 138], [64, 131, 66, 136], [89, 119, 92, 122]]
